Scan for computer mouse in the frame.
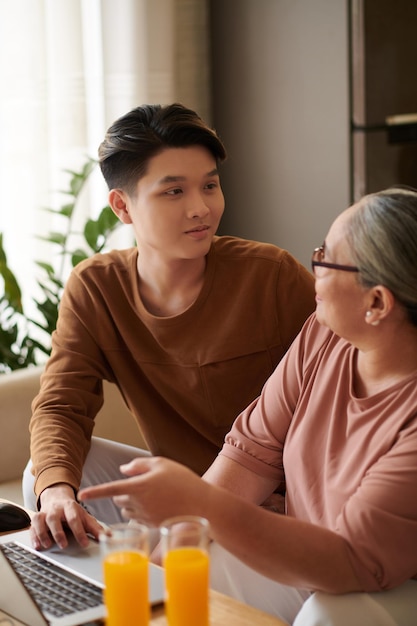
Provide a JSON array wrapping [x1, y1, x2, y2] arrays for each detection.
[[0, 502, 31, 532]]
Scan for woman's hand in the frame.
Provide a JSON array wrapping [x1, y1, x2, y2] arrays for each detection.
[[78, 456, 210, 526]]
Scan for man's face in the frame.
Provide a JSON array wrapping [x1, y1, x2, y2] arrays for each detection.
[[119, 145, 225, 262]]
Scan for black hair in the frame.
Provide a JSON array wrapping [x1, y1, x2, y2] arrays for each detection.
[[98, 103, 227, 194]]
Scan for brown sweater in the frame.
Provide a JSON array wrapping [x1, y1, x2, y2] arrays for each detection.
[[30, 236, 315, 496]]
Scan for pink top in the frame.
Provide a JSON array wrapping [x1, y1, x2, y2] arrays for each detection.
[[221, 314, 417, 592]]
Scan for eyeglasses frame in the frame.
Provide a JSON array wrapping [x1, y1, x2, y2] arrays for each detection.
[[311, 245, 359, 273]]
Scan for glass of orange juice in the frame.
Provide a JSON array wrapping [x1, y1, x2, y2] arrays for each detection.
[[99, 522, 150, 626], [160, 516, 210, 626]]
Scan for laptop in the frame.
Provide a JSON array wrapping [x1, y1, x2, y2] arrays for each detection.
[[0, 529, 165, 626]]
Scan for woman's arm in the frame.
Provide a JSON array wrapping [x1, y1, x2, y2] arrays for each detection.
[[205, 478, 361, 593], [203, 455, 360, 593], [202, 454, 277, 504], [79, 456, 361, 594]]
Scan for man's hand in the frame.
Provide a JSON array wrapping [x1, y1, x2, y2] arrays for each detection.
[[30, 483, 103, 550]]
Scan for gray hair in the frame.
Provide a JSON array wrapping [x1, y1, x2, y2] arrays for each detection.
[[346, 187, 417, 326]]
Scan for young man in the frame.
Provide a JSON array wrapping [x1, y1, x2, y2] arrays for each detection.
[[26, 103, 315, 549]]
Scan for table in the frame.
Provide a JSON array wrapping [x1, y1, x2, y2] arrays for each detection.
[[0, 499, 287, 625], [151, 590, 287, 625], [0, 591, 287, 626]]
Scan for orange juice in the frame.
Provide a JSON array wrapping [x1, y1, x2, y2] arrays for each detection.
[[164, 547, 209, 626], [103, 550, 149, 626]]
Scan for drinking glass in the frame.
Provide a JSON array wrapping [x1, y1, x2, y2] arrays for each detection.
[[99, 522, 150, 626], [160, 516, 210, 626]]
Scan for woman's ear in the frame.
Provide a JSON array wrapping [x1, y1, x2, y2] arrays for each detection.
[[108, 189, 132, 224], [365, 285, 395, 325]]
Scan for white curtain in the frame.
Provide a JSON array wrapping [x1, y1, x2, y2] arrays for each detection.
[[0, 0, 210, 316]]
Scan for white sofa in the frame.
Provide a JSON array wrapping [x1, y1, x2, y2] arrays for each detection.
[[0, 366, 148, 505]]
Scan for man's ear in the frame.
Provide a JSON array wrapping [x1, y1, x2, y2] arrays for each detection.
[[108, 189, 132, 224]]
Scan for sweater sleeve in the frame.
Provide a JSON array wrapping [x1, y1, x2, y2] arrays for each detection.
[[30, 265, 112, 496]]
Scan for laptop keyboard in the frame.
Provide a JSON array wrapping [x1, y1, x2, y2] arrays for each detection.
[[1, 541, 103, 618]]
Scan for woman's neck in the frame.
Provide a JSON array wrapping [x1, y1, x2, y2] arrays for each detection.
[[354, 323, 417, 397]]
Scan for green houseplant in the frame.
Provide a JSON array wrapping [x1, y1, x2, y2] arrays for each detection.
[[0, 158, 120, 373]]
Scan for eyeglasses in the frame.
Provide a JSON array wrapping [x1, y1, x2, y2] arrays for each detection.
[[311, 245, 359, 273]]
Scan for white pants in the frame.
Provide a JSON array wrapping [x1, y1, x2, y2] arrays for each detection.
[[23, 437, 417, 625], [210, 543, 417, 626], [294, 581, 417, 626]]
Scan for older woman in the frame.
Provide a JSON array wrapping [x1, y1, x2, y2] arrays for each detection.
[[80, 187, 417, 625]]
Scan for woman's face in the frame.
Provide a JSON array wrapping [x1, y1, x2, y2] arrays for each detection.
[[314, 205, 369, 340]]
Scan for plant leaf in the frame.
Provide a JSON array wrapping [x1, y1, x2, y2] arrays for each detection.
[[71, 249, 89, 266], [0, 234, 23, 313]]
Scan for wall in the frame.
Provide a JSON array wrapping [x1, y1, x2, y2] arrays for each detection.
[[209, 0, 350, 269]]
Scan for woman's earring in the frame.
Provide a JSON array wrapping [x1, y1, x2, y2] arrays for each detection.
[[365, 310, 380, 326]]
